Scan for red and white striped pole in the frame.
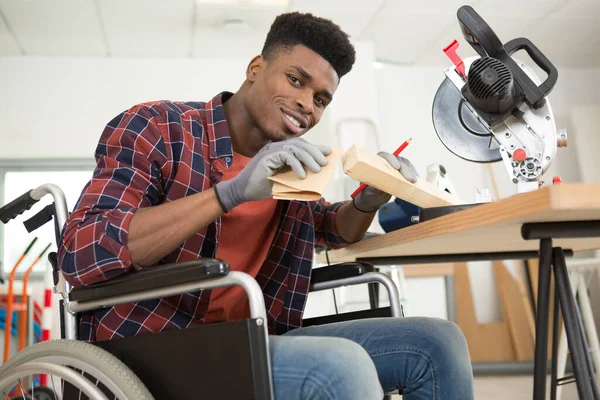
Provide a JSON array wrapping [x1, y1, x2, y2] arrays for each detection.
[[40, 264, 54, 386]]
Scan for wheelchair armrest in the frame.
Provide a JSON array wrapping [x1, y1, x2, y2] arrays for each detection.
[[306, 261, 404, 321], [69, 258, 229, 302], [310, 262, 376, 286]]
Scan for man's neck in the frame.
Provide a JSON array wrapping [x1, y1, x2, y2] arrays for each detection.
[[223, 90, 268, 158]]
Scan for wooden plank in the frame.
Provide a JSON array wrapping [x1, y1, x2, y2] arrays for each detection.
[[342, 144, 463, 208], [455, 263, 515, 362], [528, 258, 540, 305], [455, 263, 477, 329], [477, 322, 516, 362], [494, 261, 535, 361], [401, 263, 454, 278], [514, 264, 536, 339], [321, 184, 600, 264]]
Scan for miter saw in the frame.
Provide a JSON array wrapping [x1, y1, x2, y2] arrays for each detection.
[[379, 6, 566, 231], [433, 5, 566, 194]]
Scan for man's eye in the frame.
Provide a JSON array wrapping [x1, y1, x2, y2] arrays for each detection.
[[288, 75, 301, 86], [314, 96, 326, 107]]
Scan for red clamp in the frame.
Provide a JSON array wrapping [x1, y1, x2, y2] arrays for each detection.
[[443, 40, 466, 78], [553, 176, 562, 185]]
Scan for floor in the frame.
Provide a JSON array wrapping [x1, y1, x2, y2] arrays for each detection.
[[390, 375, 581, 399]]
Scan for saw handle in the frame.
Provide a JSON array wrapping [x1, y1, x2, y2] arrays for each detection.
[[456, 5, 556, 109], [457, 5, 504, 58], [504, 37, 558, 97]]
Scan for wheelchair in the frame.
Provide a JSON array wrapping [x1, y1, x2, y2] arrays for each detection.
[[0, 184, 403, 399]]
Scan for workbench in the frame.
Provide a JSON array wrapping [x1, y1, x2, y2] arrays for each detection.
[[317, 183, 600, 400]]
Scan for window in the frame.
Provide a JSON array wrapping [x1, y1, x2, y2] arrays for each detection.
[[0, 161, 94, 279]]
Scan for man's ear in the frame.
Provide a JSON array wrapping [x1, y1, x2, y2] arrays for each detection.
[[246, 55, 264, 83]]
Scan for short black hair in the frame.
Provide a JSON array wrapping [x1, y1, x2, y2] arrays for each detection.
[[261, 12, 356, 79]]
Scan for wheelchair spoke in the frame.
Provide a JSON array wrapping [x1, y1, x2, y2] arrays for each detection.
[[50, 375, 59, 400], [19, 379, 26, 400]]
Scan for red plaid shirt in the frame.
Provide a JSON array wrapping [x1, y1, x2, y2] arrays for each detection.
[[58, 92, 350, 342]]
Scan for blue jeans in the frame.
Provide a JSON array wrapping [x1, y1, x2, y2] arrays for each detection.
[[270, 317, 474, 400]]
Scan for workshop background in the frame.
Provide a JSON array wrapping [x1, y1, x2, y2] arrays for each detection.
[[1, 0, 599, 398]]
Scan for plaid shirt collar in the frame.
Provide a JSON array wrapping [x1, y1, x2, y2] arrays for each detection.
[[206, 91, 235, 163]]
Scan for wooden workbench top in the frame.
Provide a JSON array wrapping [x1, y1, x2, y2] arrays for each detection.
[[320, 183, 600, 263]]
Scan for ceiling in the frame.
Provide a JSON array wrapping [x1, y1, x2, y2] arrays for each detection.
[[0, 0, 598, 67]]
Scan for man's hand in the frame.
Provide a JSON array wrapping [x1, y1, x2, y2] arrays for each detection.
[[215, 138, 331, 212], [352, 152, 418, 213]]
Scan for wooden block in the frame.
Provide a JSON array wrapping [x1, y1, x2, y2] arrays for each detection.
[[494, 261, 535, 361], [270, 147, 341, 200], [477, 322, 515, 362], [455, 263, 515, 362], [342, 144, 464, 208]]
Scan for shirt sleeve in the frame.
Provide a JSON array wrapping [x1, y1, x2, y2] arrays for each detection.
[[58, 106, 169, 287], [310, 198, 353, 250]]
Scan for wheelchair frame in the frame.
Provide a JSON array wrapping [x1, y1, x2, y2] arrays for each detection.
[[1, 183, 403, 399]]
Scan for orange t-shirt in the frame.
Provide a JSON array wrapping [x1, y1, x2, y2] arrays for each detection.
[[205, 152, 281, 323]]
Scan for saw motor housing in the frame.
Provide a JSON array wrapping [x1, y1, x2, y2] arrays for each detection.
[[433, 6, 564, 193]]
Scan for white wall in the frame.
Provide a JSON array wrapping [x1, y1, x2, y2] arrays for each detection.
[[571, 104, 600, 183], [0, 56, 250, 159], [0, 41, 377, 161]]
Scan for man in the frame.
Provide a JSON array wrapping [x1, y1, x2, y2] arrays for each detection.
[[59, 12, 473, 400]]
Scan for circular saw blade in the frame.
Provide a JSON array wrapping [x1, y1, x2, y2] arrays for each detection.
[[432, 77, 501, 163]]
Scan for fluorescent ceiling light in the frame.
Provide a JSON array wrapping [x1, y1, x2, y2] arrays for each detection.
[[222, 18, 252, 33], [196, 0, 289, 5]]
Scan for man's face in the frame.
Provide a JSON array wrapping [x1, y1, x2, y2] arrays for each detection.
[[246, 44, 339, 142]]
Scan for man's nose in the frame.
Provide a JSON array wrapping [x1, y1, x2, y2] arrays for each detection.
[[296, 90, 314, 114]]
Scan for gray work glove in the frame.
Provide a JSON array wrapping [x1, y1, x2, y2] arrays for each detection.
[[353, 152, 418, 213], [214, 138, 331, 212]]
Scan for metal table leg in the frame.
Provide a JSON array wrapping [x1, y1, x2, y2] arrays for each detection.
[[533, 238, 553, 400], [550, 277, 560, 400], [577, 271, 600, 386], [553, 247, 598, 400]]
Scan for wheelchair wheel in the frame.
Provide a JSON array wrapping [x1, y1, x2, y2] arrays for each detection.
[[5, 378, 54, 400], [3, 362, 109, 400], [0, 339, 153, 400], [22, 385, 54, 400]]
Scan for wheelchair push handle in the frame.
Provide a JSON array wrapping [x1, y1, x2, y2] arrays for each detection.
[[0, 184, 69, 238], [0, 189, 39, 224]]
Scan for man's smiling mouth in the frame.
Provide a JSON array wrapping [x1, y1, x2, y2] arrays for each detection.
[[284, 113, 302, 128]]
